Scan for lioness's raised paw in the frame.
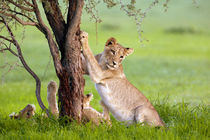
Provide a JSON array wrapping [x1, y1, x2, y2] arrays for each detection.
[[80, 31, 88, 46], [80, 31, 88, 39]]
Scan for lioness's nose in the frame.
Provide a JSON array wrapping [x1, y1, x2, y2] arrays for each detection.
[[113, 61, 117, 65]]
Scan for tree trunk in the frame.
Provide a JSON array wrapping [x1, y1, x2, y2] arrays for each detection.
[[57, 0, 85, 122], [41, 0, 84, 121], [58, 34, 85, 121]]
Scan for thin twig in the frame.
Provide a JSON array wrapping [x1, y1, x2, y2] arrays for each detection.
[[8, 9, 36, 23], [41, 55, 52, 81], [0, 43, 19, 57], [3, 41, 18, 56], [7, 0, 34, 12], [0, 35, 13, 43], [0, 11, 38, 26], [23, 0, 34, 7]]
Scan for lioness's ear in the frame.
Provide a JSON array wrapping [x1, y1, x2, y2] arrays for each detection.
[[105, 37, 117, 46], [124, 48, 134, 56]]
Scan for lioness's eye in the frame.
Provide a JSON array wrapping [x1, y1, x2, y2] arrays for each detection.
[[120, 56, 124, 59], [111, 50, 115, 55]]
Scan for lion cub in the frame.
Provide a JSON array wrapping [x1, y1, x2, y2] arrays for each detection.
[[82, 93, 107, 125], [80, 31, 165, 126], [9, 81, 58, 119], [9, 104, 36, 119], [47, 81, 59, 117]]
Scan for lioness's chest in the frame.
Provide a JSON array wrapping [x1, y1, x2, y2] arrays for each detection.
[[95, 83, 134, 122], [95, 83, 112, 103]]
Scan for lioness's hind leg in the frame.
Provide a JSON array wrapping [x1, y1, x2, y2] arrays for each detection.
[[135, 106, 165, 127], [100, 100, 112, 126], [134, 106, 145, 125], [100, 100, 110, 121]]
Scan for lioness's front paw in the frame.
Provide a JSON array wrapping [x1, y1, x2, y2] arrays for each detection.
[[80, 31, 88, 46]]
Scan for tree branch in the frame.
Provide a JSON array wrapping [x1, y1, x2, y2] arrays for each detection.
[[7, 0, 34, 12], [0, 11, 38, 26], [0, 35, 13, 43], [42, 0, 66, 51], [32, 0, 63, 77], [66, 0, 84, 41], [8, 9, 36, 23], [23, 0, 34, 8], [0, 42, 18, 57]]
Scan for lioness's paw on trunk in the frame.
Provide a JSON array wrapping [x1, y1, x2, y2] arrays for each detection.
[[80, 31, 88, 46]]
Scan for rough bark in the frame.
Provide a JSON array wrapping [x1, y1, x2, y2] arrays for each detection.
[[41, 0, 66, 55], [57, 0, 85, 122]]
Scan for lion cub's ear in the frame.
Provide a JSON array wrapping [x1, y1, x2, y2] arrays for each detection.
[[83, 93, 93, 107], [124, 48, 134, 56], [84, 93, 93, 103], [105, 37, 117, 46]]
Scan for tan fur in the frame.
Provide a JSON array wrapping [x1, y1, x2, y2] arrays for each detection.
[[82, 93, 108, 125], [83, 93, 93, 108], [47, 81, 59, 117], [9, 104, 36, 119], [80, 31, 165, 127]]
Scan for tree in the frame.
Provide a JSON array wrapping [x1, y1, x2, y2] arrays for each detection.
[[0, 0, 85, 122]]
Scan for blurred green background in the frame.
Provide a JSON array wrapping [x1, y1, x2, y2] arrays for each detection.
[[0, 0, 209, 114]]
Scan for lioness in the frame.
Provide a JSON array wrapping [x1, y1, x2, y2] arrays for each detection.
[[80, 31, 165, 126]]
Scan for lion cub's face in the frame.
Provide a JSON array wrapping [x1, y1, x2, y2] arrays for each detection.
[[103, 37, 134, 70], [83, 93, 93, 108]]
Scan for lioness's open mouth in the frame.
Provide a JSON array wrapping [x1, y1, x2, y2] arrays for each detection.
[[106, 63, 117, 70]]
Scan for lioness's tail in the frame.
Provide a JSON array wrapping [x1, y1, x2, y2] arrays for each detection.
[[47, 81, 59, 116]]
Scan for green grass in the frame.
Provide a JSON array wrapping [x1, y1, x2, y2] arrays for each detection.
[[0, 0, 210, 139], [0, 101, 209, 139]]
